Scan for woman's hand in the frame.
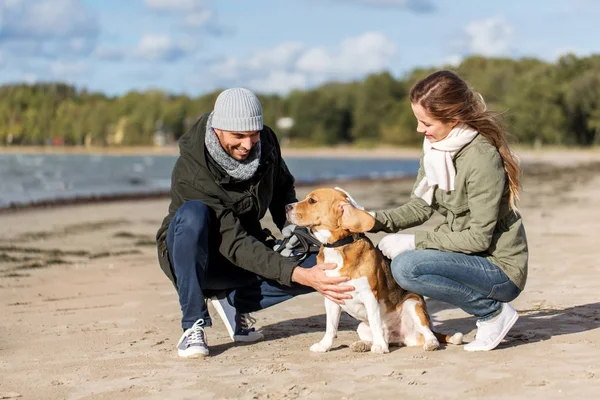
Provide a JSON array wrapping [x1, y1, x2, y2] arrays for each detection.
[[378, 233, 416, 259], [335, 186, 366, 210]]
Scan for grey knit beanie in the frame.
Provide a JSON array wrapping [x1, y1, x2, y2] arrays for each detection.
[[210, 88, 263, 132]]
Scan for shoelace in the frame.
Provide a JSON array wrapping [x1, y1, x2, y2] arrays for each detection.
[[474, 319, 497, 340], [188, 319, 207, 346], [474, 320, 484, 340], [239, 314, 256, 332]]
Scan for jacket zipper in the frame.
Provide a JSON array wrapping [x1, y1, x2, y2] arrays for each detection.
[[249, 181, 262, 216]]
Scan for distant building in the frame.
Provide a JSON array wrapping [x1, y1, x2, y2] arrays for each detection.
[[153, 130, 168, 147]]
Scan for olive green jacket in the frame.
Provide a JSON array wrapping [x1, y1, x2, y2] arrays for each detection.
[[156, 113, 299, 288], [372, 134, 528, 291]]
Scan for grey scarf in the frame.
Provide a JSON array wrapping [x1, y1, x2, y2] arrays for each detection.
[[205, 112, 261, 181]]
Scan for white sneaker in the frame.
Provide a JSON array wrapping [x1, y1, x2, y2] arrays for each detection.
[[209, 293, 264, 343], [177, 319, 209, 358], [464, 303, 519, 352]]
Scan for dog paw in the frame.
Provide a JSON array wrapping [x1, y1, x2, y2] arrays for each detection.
[[370, 343, 390, 354], [449, 332, 464, 345], [423, 339, 440, 351], [350, 340, 372, 352], [310, 342, 331, 353]]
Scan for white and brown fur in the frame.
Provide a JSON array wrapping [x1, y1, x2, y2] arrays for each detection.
[[286, 188, 463, 354]]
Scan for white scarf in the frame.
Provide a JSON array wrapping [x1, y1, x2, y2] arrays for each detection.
[[414, 123, 479, 205]]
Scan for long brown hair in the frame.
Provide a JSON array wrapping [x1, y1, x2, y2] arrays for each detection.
[[409, 70, 521, 210]]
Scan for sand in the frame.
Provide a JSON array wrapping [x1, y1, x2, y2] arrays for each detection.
[[1, 150, 600, 399]]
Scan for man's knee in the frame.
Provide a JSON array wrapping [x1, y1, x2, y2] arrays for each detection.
[[173, 200, 212, 235]]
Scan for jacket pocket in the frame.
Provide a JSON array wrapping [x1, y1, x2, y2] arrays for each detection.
[[450, 210, 470, 232], [440, 188, 469, 213], [446, 210, 456, 231], [231, 195, 254, 215]]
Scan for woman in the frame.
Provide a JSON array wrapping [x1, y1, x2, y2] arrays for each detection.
[[350, 70, 528, 351]]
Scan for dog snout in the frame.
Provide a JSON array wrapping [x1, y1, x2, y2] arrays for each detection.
[[285, 203, 298, 223]]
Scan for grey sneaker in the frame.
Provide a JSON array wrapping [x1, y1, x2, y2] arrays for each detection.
[[209, 292, 264, 343], [177, 319, 209, 358], [234, 313, 264, 343]]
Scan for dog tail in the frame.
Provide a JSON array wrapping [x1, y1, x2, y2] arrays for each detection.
[[434, 331, 463, 345]]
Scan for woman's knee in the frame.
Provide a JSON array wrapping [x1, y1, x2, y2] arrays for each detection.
[[489, 279, 521, 302], [173, 201, 212, 234], [390, 250, 421, 287]]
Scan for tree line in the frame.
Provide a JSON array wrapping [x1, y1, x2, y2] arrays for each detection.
[[1, 54, 599, 148]]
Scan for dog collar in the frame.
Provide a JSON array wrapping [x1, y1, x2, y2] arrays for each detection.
[[323, 233, 365, 248]]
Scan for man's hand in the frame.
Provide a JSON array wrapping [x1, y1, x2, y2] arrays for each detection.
[[378, 233, 416, 259], [291, 263, 354, 304]]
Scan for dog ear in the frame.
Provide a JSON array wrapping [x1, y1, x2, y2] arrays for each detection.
[[338, 201, 375, 233]]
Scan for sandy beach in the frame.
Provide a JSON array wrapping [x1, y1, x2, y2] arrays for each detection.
[[1, 150, 600, 399]]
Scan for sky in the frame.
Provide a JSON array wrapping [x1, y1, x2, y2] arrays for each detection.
[[0, 0, 598, 96]]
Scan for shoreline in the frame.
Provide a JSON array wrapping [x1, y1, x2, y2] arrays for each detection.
[[0, 144, 423, 159], [3, 153, 600, 214], [0, 175, 417, 214], [3, 147, 600, 214], [2, 144, 600, 160]]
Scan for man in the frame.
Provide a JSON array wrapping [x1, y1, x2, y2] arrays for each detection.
[[156, 88, 354, 358]]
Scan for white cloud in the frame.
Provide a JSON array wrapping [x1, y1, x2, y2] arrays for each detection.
[[133, 34, 190, 62], [249, 71, 308, 93], [446, 16, 514, 64], [463, 16, 513, 57], [0, 40, 41, 57], [184, 9, 213, 28], [248, 42, 306, 70], [208, 57, 241, 80], [50, 60, 89, 78], [92, 47, 126, 62], [0, 0, 99, 59], [298, 32, 395, 74], [21, 73, 39, 84], [552, 48, 595, 61], [333, 0, 435, 12], [0, 0, 98, 40], [2, 0, 26, 8], [92, 35, 195, 63], [144, 0, 215, 29], [207, 32, 396, 94], [443, 54, 463, 67], [144, 0, 203, 12], [208, 42, 305, 80], [355, 0, 408, 3]]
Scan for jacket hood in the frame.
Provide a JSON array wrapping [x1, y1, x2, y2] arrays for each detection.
[[178, 113, 211, 169]]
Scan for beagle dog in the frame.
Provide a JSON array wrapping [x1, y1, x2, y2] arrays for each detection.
[[286, 188, 462, 354]]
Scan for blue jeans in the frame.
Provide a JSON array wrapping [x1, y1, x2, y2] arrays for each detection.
[[166, 200, 315, 330], [391, 250, 520, 321]]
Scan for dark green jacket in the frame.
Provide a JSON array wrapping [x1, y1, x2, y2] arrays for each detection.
[[372, 134, 528, 291], [156, 113, 299, 287]]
